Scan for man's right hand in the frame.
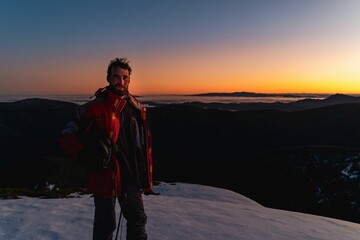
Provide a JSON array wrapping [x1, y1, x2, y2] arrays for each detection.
[[77, 134, 113, 171]]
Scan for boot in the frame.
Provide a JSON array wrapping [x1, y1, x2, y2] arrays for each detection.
[[127, 229, 147, 240]]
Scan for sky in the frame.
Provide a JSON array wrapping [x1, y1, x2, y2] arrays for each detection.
[[1, 182, 360, 240], [0, 0, 359, 95]]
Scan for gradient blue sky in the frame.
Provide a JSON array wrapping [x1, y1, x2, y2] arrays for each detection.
[[1, 0, 359, 95]]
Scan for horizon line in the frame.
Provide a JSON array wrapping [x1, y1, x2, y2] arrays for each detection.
[[1, 91, 360, 96]]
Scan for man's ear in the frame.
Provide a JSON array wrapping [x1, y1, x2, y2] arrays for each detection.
[[106, 75, 110, 83]]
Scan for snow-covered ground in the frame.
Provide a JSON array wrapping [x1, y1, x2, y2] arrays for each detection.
[[1, 182, 360, 240]]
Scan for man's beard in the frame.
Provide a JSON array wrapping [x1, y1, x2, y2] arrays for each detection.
[[109, 84, 128, 97]]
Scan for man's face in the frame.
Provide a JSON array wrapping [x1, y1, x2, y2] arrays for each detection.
[[108, 67, 130, 96]]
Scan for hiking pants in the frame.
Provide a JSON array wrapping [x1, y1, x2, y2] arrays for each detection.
[[93, 184, 147, 240]]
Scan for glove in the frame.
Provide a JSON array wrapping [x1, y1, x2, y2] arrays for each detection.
[[77, 133, 113, 171]]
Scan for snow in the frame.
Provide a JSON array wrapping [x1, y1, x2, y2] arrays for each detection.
[[1, 182, 360, 240], [342, 163, 359, 180]]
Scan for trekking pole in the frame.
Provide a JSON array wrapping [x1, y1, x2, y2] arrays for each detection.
[[115, 206, 123, 240]]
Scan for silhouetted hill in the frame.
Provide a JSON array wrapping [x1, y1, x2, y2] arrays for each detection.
[[149, 103, 360, 162], [323, 93, 360, 104], [293, 93, 360, 109], [0, 99, 87, 188], [1, 98, 360, 223], [148, 103, 360, 223], [0, 98, 76, 163]]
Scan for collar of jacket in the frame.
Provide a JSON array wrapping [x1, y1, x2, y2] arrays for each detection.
[[128, 94, 144, 111], [94, 87, 127, 109], [94, 87, 146, 114]]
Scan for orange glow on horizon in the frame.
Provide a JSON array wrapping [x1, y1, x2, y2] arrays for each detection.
[[1, 38, 359, 96]]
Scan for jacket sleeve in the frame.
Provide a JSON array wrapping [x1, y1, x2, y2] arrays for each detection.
[[59, 107, 84, 158], [142, 107, 154, 194]]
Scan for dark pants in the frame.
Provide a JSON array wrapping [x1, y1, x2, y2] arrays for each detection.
[[93, 184, 147, 240]]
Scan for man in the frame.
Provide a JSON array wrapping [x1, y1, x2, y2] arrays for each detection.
[[60, 58, 153, 240]]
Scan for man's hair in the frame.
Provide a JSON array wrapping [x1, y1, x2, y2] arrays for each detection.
[[107, 57, 132, 78]]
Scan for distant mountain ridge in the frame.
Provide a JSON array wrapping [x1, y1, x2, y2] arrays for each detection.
[[189, 91, 328, 98], [190, 91, 277, 97], [164, 93, 360, 112]]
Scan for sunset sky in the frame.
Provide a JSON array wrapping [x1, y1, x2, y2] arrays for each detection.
[[0, 0, 359, 95]]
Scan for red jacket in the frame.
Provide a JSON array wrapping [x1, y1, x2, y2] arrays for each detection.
[[60, 88, 153, 197]]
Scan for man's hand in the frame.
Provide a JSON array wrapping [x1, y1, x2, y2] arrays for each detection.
[[77, 134, 113, 171]]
